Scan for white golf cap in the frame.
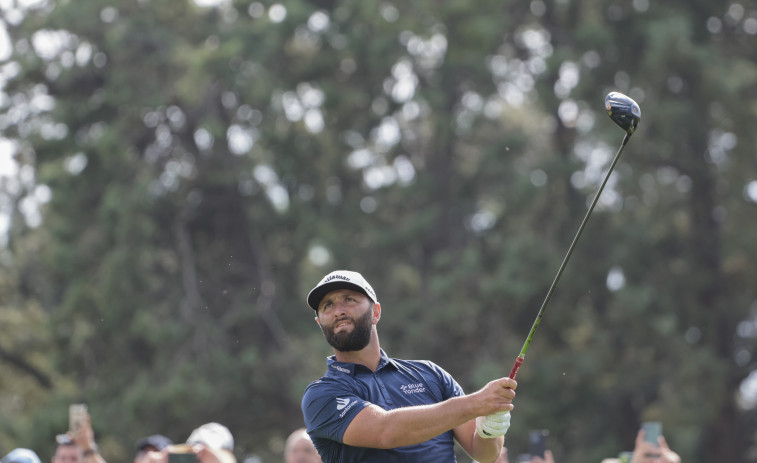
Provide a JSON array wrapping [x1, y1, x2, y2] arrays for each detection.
[[186, 422, 234, 451], [307, 270, 378, 311]]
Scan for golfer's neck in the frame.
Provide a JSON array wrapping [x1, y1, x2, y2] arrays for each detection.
[[334, 333, 382, 371]]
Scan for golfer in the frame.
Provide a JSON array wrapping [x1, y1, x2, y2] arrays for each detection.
[[301, 270, 517, 463]]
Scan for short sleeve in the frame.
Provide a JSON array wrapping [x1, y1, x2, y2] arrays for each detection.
[[424, 360, 465, 399], [302, 379, 371, 442]]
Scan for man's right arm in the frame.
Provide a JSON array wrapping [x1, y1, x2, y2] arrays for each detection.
[[342, 377, 516, 449]]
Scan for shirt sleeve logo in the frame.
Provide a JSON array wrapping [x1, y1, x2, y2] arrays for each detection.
[[336, 397, 358, 417], [336, 397, 351, 410]]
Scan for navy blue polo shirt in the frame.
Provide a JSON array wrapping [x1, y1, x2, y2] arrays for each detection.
[[302, 350, 465, 462]]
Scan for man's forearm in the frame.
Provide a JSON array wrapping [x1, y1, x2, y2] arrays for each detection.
[[344, 395, 477, 448], [454, 419, 504, 463], [468, 432, 505, 463]]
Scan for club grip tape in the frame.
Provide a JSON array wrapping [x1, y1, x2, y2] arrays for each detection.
[[508, 356, 524, 379]]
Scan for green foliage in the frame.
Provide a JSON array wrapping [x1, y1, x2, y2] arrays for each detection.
[[1, 1, 756, 462]]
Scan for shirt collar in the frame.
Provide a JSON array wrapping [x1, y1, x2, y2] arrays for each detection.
[[325, 349, 396, 376]]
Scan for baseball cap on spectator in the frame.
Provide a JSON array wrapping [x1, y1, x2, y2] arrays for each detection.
[[136, 434, 173, 452], [2, 449, 42, 463], [186, 422, 234, 451], [186, 422, 236, 463]]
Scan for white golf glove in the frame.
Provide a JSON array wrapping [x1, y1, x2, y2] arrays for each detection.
[[476, 411, 511, 438]]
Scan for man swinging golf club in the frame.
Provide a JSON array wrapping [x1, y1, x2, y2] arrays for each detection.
[[301, 92, 641, 463], [301, 270, 516, 463]]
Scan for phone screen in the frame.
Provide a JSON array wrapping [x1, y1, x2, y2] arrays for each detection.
[[168, 453, 197, 463], [69, 404, 88, 432], [641, 421, 662, 447], [167, 444, 197, 463], [529, 429, 548, 458]]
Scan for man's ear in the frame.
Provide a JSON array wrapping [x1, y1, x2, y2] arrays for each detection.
[[372, 302, 381, 324], [314, 315, 321, 327]]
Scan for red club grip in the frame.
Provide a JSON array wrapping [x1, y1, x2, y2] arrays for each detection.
[[508, 356, 524, 379]]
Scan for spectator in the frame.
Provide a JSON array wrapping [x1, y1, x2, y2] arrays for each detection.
[[181, 422, 236, 463], [134, 435, 172, 463], [284, 428, 322, 463], [56, 408, 106, 463], [2, 449, 41, 463], [629, 429, 681, 463], [52, 435, 85, 463], [301, 270, 516, 463]]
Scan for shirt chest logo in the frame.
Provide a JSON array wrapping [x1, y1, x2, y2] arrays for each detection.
[[400, 383, 426, 394]]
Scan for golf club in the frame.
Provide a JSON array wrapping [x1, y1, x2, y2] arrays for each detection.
[[507, 91, 641, 380]]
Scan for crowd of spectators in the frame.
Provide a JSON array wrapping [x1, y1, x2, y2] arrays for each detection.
[[0, 406, 679, 463], [0, 408, 322, 463]]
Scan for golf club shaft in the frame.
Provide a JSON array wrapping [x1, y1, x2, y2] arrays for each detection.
[[508, 132, 632, 379]]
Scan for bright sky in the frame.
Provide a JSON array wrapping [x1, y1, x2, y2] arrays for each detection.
[[0, 138, 15, 170], [1, 12, 13, 244], [1, 0, 20, 175]]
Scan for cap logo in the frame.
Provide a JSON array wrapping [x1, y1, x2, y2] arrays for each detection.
[[324, 274, 350, 283]]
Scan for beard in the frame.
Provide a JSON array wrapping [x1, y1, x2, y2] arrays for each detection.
[[322, 307, 373, 352]]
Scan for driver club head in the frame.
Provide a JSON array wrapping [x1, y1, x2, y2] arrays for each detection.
[[605, 92, 641, 135]]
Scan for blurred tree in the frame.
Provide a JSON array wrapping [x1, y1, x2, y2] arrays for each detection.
[[0, 0, 755, 462]]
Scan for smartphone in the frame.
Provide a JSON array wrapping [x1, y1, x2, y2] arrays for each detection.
[[529, 429, 549, 458], [641, 421, 662, 447], [167, 445, 198, 463], [69, 403, 88, 432], [168, 454, 197, 463]]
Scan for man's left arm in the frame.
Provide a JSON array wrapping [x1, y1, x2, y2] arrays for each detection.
[[437, 363, 510, 463], [433, 365, 508, 463], [453, 419, 505, 463]]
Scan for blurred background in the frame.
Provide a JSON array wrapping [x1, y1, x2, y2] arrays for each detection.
[[0, 0, 755, 462]]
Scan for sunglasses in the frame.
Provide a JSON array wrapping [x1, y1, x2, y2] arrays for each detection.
[[55, 435, 75, 445]]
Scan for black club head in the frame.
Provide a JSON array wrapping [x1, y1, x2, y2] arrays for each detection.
[[605, 92, 641, 134]]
